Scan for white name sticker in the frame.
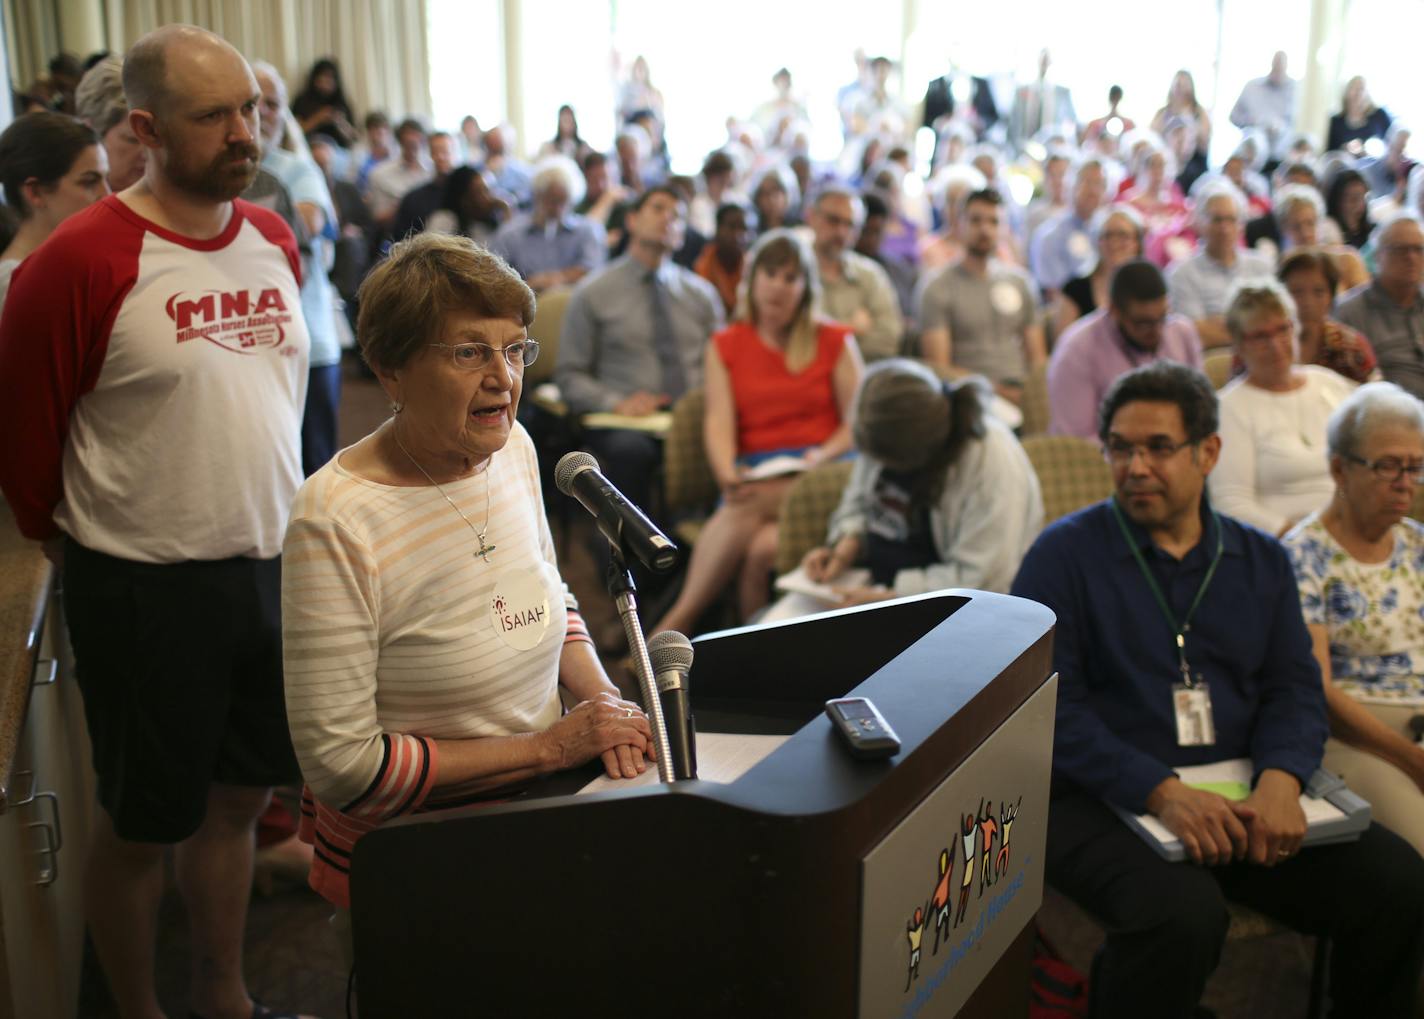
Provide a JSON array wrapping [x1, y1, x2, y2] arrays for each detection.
[[489, 566, 553, 652], [990, 280, 1024, 317], [1067, 230, 1093, 262]]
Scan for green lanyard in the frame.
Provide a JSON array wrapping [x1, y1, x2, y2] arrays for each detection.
[[1110, 497, 1224, 688]]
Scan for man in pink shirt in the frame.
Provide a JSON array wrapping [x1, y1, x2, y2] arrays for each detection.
[[1048, 260, 1204, 438], [0, 25, 311, 1019]]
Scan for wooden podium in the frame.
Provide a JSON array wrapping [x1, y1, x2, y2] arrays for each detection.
[[351, 589, 1057, 1018]]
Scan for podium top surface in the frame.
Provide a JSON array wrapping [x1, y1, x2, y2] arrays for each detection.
[[390, 588, 1055, 826]]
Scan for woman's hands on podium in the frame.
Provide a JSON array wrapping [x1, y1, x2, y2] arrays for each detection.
[[540, 690, 655, 779]]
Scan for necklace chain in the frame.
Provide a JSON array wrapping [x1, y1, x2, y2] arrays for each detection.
[[391, 425, 496, 563]]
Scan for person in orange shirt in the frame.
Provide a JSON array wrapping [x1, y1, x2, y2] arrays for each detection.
[[654, 230, 863, 633], [694, 201, 753, 316]]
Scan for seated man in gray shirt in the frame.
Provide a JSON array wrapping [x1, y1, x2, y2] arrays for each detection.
[[1336, 212, 1424, 401], [557, 184, 725, 510], [917, 189, 1045, 403], [807, 185, 904, 361], [1167, 180, 1272, 348]]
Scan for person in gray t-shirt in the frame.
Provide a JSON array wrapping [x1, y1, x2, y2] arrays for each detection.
[[917, 189, 1044, 400]]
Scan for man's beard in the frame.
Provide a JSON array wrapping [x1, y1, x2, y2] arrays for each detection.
[[167, 142, 261, 202]]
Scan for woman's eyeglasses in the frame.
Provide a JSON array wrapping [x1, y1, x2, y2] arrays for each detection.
[[430, 340, 540, 372], [1343, 452, 1424, 484]]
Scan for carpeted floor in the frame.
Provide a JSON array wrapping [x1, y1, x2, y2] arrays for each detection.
[[79, 355, 1325, 1018]]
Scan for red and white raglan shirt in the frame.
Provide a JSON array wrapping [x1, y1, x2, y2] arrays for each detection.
[[0, 195, 309, 562]]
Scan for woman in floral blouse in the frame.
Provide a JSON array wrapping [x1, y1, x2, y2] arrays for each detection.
[[1284, 381, 1424, 854]]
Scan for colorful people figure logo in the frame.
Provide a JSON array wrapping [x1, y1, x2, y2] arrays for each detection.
[[977, 800, 999, 894], [930, 848, 953, 952], [997, 797, 1021, 876], [905, 906, 925, 990], [955, 811, 977, 928]]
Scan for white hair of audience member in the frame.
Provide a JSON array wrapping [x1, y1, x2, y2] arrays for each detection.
[[1287, 131, 1320, 158], [811, 182, 865, 220], [1368, 208, 1424, 251], [866, 158, 906, 195], [74, 55, 128, 135], [927, 163, 989, 213], [1317, 151, 1358, 189], [615, 122, 651, 160], [751, 163, 801, 211], [966, 143, 1007, 180], [248, 59, 313, 160], [1272, 183, 1325, 227], [1222, 276, 1299, 341], [1069, 153, 1121, 198], [1233, 129, 1270, 173], [531, 155, 585, 207], [1132, 136, 1178, 182], [1190, 177, 1249, 230], [1326, 380, 1424, 459], [1089, 203, 1145, 248]]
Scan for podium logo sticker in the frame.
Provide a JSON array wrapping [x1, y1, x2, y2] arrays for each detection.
[[902, 795, 1024, 994]]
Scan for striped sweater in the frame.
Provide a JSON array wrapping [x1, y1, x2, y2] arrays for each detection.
[[282, 422, 589, 905]]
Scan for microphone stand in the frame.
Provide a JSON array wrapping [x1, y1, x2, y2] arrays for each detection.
[[604, 545, 673, 783]]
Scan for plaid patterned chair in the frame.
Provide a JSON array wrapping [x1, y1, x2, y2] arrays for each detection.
[[1203, 349, 1235, 391], [1021, 435, 1114, 524], [661, 388, 719, 545], [1020, 361, 1051, 436], [774, 460, 856, 576]]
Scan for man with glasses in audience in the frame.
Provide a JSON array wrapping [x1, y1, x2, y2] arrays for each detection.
[[1011, 361, 1424, 1019], [1030, 155, 1110, 298], [1337, 212, 1424, 401], [1048, 260, 1203, 438], [1167, 180, 1272, 348], [807, 185, 904, 361]]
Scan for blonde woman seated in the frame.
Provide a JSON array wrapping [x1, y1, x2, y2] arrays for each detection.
[[653, 230, 863, 634], [1283, 382, 1424, 854], [1208, 278, 1356, 536], [782, 360, 1043, 616]]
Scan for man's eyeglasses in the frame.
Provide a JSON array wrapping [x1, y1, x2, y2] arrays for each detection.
[[430, 340, 540, 372], [1103, 437, 1195, 465], [1343, 452, 1424, 484]]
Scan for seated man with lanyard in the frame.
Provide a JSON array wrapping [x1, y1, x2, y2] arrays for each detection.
[[1011, 360, 1424, 1018]]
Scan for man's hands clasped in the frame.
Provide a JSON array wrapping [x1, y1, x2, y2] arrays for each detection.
[[1146, 769, 1306, 867]]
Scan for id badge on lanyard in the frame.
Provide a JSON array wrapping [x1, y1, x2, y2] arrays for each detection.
[[1111, 499, 1223, 748]]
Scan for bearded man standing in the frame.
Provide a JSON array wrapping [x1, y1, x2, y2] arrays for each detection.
[[0, 25, 313, 1019]]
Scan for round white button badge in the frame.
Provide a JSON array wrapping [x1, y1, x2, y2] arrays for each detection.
[[489, 566, 553, 651], [990, 280, 1024, 317]]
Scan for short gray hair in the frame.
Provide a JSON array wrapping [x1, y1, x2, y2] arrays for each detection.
[[1371, 209, 1424, 251], [1327, 381, 1424, 458], [530, 155, 583, 205], [75, 55, 128, 136], [1224, 277, 1297, 342], [1090, 203, 1144, 246], [1192, 178, 1248, 230], [1272, 183, 1324, 226]]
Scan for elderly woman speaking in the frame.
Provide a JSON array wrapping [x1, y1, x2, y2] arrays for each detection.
[[283, 234, 652, 907], [1283, 382, 1424, 855]]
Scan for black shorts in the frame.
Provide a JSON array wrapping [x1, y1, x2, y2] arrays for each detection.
[[63, 539, 300, 843]]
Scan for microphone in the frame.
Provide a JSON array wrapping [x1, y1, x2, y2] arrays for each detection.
[[554, 451, 679, 573], [647, 630, 696, 781]]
